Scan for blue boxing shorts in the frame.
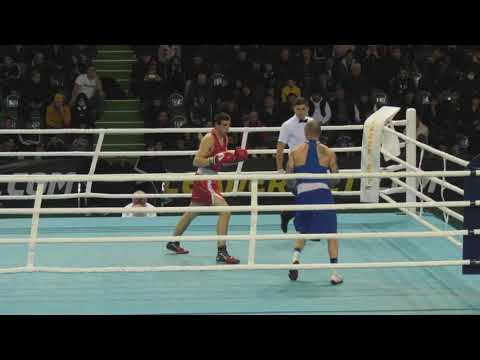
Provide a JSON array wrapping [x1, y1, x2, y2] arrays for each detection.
[[293, 188, 337, 234]]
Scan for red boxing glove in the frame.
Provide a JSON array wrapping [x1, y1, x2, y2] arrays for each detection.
[[210, 151, 237, 171], [234, 148, 248, 162]]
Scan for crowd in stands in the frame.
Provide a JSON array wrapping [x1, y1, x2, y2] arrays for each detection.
[[0, 45, 104, 154], [131, 45, 480, 160], [1, 45, 480, 161]]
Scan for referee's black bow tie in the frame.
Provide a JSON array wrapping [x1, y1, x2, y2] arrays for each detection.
[[299, 119, 308, 123]]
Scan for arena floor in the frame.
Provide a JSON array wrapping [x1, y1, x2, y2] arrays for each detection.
[[0, 213, 479, 315]]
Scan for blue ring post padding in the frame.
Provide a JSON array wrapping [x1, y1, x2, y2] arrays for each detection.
[[463, 154, 480, 274]]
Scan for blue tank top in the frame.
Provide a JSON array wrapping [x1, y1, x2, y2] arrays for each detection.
[[294, 140, 330, 186]]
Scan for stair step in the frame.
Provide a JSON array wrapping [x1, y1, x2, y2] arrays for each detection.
[[103, 134, 145, 145], [97, 121, 143, 128], [103, 111, 143, 122], [96, 62, 133, 71], [98, 45, 132, 51], [96, 52, 136, 60], [105, 99, 140, 111]]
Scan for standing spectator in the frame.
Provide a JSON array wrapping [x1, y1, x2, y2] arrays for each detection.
[[361, 45, 382, 90], [389, 68, 417, 106], [130, 55, 152, 98], [344, 63, 370, 103], [297, 47, 319, 99], [70, 64, 105, 121], [308, 89, 332, 125], [229, 50, 252, 83], [140, 60, 165, 102], [275, 47, 295, 83], [333, 49, 358, 85]]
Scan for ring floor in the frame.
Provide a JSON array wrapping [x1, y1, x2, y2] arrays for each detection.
[[0, 213, 479, 315]]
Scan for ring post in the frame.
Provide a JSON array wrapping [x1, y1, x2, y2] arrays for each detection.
[[463, 154, 480, 274], [406, 108, 417, 211]]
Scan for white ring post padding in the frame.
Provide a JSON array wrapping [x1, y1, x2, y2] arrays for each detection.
[[405, 108, 417, 211], [0, 260, 471, 274], [389, 177, 464, 222], [27, 183, 44, 268], [248, 180, 258, 265], [0, 199, 478, 215], [380, 193, 462, 248], [384, 127, 470, 168], [381, 149, 465, 196]]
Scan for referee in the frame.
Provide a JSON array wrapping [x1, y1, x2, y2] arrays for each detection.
[[276, 97, 314, 232]]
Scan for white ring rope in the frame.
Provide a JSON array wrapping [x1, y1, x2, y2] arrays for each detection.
[[0, 112, 477, 274]]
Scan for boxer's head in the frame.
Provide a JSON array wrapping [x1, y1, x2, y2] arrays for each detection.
[[305, 121, 322, 140], [214, 112, 231, 137]]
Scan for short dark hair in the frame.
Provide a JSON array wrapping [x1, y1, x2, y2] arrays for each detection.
[[293, 97, 308, 107], [214, 112, 231, 125]]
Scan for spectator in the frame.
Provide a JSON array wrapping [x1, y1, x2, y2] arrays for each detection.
[[230, 50, 252, 83], [281, 79, 301, 103], [187, 55, 209, 81], [261, 95, 281, 127], [297, 47, 319, 99], [330, 87, 355, 125], [71, 93, 95, 129], [244, 110, 268, 151], [140, 61, 165, 102], [237, 84, 257, 116], [70, 63, 105, 121], [275, 47, 295, 83], [460, 95, 480, 135], [130, 55, 152, 98], [353, 94, 375, 123], [333, 49, 358, 85], [122, 190, 157, 218], [389, 68, 417, 106], [46, 93, 71, 129], [361, 45, 382, 90], [48, 61, 69, 97], [21, 70, 50, 107], [344, 63, 370, 103], [308, 89, 332, 125], [187, 73, 213, 126], [0, 55, 23, 96], [30, 52, 51, 80]]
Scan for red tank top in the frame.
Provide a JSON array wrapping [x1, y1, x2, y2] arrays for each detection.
[[210, 129, 228, 157]]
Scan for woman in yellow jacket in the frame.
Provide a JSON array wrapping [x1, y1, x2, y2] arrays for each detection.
[[46, 94, 71, 129]]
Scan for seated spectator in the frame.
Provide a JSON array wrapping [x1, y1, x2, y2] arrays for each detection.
[[122, 190, 157, 218], [308, 89, 332, 125], [187, 73, 213, 126], [0, 55, 23, 96], [353, 94, 375, 124], [263, 63, 277, 90], [460, 95, 480, 135], [46, 93, 71, 129], [389, 68, 416, 106], [21, 70, 50, 109], [416, 114, 429, 144], [70, 63, 105, 121], [71, 93, 95, 128], [148, 109, 175, 148], [261, 95, 281, 127], [49, 61, 69, 97], [29, 52, 51, 80], [279, 93, 297, 120], [281, 79, 301, 103], [244, 110, 268, 151], [237, 84, 256, 116], [219, 100, 242, 128], [45, 45, 71, 67], [187, 55, 210, 81]]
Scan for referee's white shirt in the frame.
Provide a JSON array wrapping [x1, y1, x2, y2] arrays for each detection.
[[277, 115, 315, 150]]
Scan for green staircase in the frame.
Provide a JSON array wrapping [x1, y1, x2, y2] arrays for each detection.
[[94, 45, 144, 151]]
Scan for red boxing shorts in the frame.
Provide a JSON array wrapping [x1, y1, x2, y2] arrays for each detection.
[[191, 179, 223, 205]]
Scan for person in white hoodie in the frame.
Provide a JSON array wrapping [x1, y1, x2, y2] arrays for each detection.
[[308, 89, 332, 125]]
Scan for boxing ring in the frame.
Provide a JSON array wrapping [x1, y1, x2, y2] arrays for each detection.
[[0, 108, 479, 314]]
